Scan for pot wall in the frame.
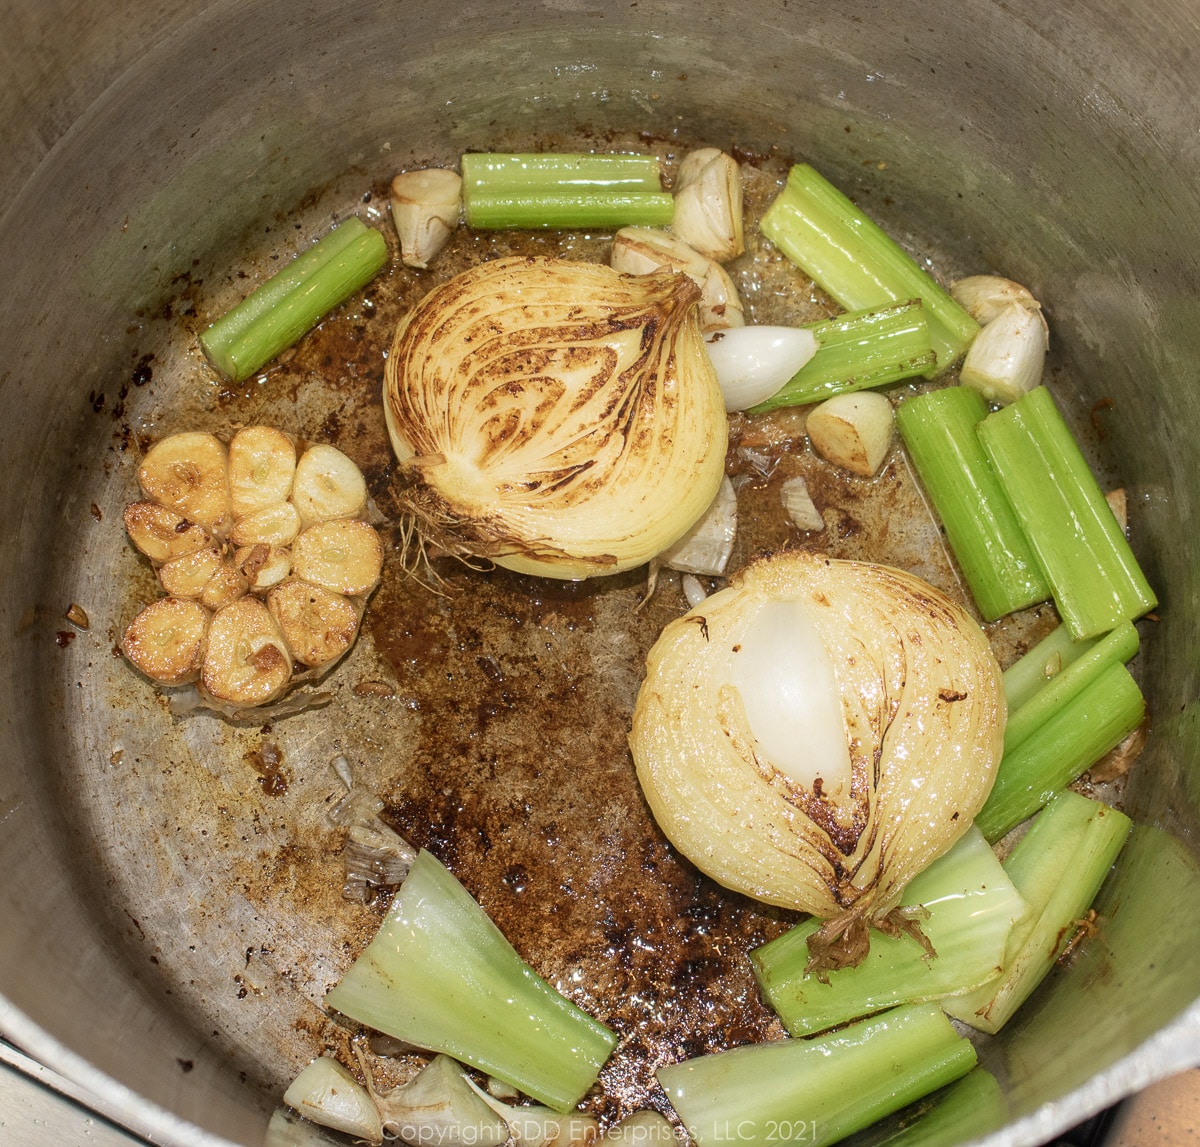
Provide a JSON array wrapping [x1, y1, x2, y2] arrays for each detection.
[[2, 1, 1200, 1144]]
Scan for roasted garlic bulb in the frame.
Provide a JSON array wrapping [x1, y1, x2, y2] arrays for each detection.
[[630, 550, 1006, 974], [383, 256, 727, 579], [121, 427, 383, 713]]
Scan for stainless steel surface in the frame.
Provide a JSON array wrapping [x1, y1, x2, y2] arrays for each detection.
[[2, 1, 1200, 1146]]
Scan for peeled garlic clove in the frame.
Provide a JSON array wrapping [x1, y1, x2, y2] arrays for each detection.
[[610, 227, 744, 332], [657, 475, 737, 577], [630, 550, 1005, 973], [806, 391, 894, 477], [384, 256, 727, 579], [283, 1056, 383, 1144], [950, 274, 1041, 326], [390, 168, 463, 269], [704, 325, 818, 412], [959, 299, 1049, 405], [671, 149, 744, 262]]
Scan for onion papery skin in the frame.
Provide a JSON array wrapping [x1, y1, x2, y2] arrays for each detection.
[[384, 256, 728, 579], [629, 550, 1006, 967]]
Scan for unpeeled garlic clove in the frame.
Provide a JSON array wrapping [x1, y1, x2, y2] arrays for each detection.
[[390, 168, 463, 269], [671, 149, 744, 263], [282, 1055, 383, 1144], [657, 475, 737, 577], [959, 299, 1049, 405], [950, 274, 1041, 326], [806, 391, 895, 477]]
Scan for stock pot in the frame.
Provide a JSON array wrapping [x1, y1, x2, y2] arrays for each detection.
[[3, 1, 1200, 1144]]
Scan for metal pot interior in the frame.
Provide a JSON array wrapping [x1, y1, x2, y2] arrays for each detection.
[[3, 1, 1200, 1144]]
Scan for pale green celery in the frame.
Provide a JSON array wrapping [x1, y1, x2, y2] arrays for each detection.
[[324, 850, 616, 1112], [977, 663, 1145, 843], [1005, 621, 1139, 752], [946, 792, 1131, 1034], [462, 191, 674, 230], [872, 1069, 1006, 1147], [977, 385, 1158, 640], [896, 386, 1049, 621], [760, 164, 979, 373], [460, 152, 664, 192], [200, 217, 387, 382], [751, 828, 1026, 1037], [658, 1004, 976, 1147], [1002, 625, 1098, 712], [749, 299, 935, 412]]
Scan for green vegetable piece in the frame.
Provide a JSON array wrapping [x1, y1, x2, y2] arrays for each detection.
[[1001, 623, 1099, 712], [461, 152, 664, 192], [976, 662, 1145, 843], [977, 385, 1158, 640], [760, 164, 979, 373], [752, 828, 1026, 1037], [657, 1004, 976, 1147], [200, 217, 387, 382], [749, 299, 936, 413], [896, 386, 1050, 620], [946, 791, 1131, 1033], [324, 849, 617, 1112], [872, 1068, 1006, 1147]]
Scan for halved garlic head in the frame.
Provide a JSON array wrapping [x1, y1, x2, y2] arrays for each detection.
[[630, 550, 1005, 972], [384, 256, 728, 579]]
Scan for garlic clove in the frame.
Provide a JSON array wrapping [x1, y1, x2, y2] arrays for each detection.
[[670, 149, 744, 263], [704, 325, 818, 412], [950, 274, 1042, 326], [959, 299, 1049, 405], [780, 475, 824, 532], [283, 1056, 384, 1144], [390, 168, 463, 269], [681, 573, 707, 608], [806, 391, 894, 477], [657, 475, 737, 577], [602, 1111, 675, 1147], [376, 1054, 509, 1147]]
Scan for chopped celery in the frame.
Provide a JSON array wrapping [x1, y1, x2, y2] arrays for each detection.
[[200, 217, 387, 382], [749, 299, 935, 412], [324, 850, 616, 1112], [977, 662, 1145, 842], [760, 164, 979, 372], [460, 152, 672, 229], [1002, 624, 1098, 712], [946, 792, 1131, 1033], [657, 1004, 976, 1147], [977, 386, 1158, 640], [1004, 621, 1139, 752], [751, 828, 1026, 1037], [896, 387, 1050, 620], [872, 1068, 1006, 1147]]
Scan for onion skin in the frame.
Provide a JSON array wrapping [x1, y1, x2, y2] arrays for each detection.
[[384, 256, 728, 579], [629, 550, 1006, 973]]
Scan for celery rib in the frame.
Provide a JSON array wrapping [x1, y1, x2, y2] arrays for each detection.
[[1002, 624, 1098, 713], [896, 387, 1050, 621], [760, 165, 979, 373], [751, 828, 1026, 1037], [872, 1069, 1006, 1147], [750, 299, 935, 412], [658, 1004, 976, 1147], [461, 152, 664, 192], [200, 218, 387, 382], [324, 850, 616, 1112], [977, 386, 1158, 640], [947, 792, 1131, 1033], [976, 663, 1145, 843]]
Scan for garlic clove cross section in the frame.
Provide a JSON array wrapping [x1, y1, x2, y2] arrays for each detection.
[[630, 550, 1006, 974]]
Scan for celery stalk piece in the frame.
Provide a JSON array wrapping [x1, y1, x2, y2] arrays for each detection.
[[324, 850, 616, 1112], [946, 792, 1131, 1034], [976, 662, 1145, 843], [759, 164, 979, 373], [200, 218, 387, 382], [896, 387, 1050, 620], [1002, 624, 1098, 712], [460, 152, 672, 230], [462, 191, 675, 230], [658, 1004, 976, 1147], [977, 386, 1158, 640], [1004, 620, 1139, 752], [872, 1068, 1006, 1147], [749, 299, 936, 412], [751, 828, 1026, 1037]]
